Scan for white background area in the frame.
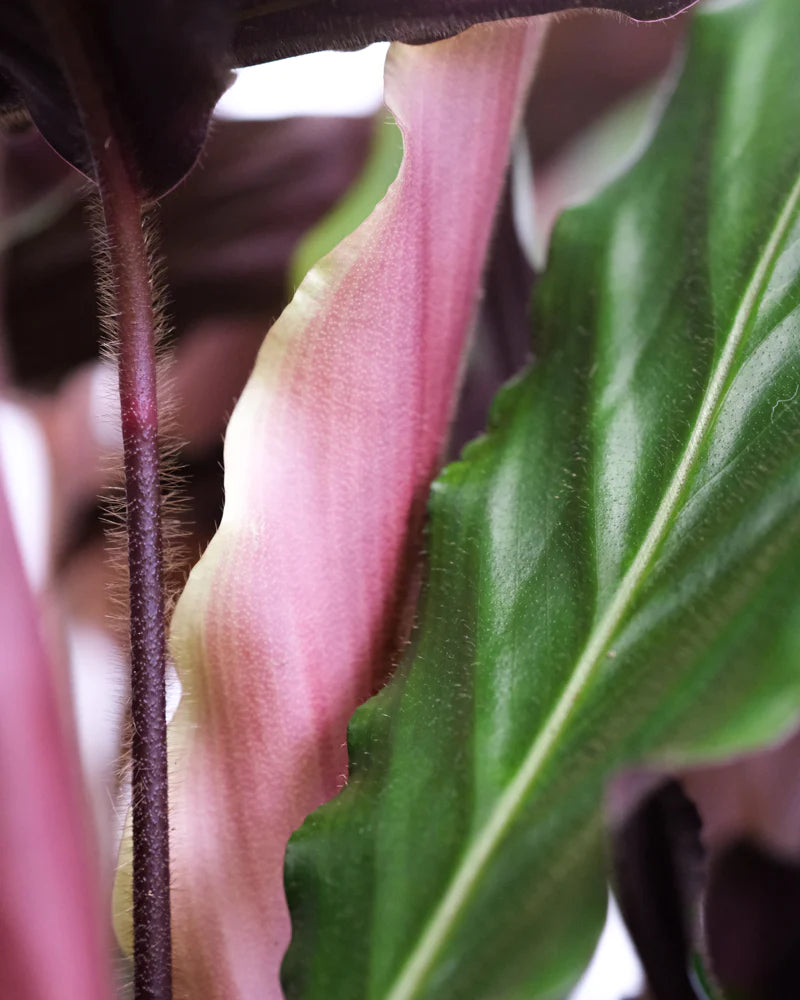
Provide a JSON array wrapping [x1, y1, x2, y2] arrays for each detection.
[[215, 44, 389, 120]]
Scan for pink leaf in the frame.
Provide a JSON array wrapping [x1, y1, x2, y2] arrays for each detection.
[[0, 475, 111, 999], [117, 18, 545, 998]]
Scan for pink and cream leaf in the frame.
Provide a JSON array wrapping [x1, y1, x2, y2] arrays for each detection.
[[0, 475, 111, 1000], [116, 19, 545, 999]]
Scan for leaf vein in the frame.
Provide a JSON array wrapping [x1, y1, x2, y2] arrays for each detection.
[[384, 166, 800, 1000]]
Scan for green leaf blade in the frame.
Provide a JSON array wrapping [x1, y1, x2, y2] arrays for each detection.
[[284, 1, 800, 997]]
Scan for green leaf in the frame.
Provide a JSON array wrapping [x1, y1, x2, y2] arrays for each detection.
[[283, 1, 800, 997]]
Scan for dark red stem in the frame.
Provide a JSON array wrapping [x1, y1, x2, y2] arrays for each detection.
[[34, 4, 172, 998], [102, 156, 173, 1000]]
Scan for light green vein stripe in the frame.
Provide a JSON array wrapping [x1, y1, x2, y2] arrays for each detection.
[[385, 170, 800, 1000]]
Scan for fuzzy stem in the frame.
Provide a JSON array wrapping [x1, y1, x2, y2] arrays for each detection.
[[101, 159, 173, 1000], [33, 4, 173, 997]]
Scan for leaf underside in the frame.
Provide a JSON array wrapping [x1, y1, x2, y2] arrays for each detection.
[[283, 1, 800, 998], [233, 0, 699, 64], [0, 0, 697, 196]]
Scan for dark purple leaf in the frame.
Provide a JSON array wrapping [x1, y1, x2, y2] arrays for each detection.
[[610, 779, 705, 1000], [233, 0, 700, 65], [0, 0, 232, 196], [1, 0, 699, 196], [705, 839, 800, 1000], [612, 772, 800, 1000]]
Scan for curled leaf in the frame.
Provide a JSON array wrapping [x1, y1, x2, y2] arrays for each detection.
[[234, 0, 699, 64], [113, 18, 545, 999], [610, 779, 705, 1000], [0, 0, 232, 196], [1, 0, 697, 195]]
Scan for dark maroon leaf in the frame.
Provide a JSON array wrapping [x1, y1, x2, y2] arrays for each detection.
[[1, 0, 699, 196], [705, 840, 800, 1000], [233, 0, 699, 65], [610, 779, 705, 1000], [0, 0, 232, 196], [612, 775, 800, 1000]]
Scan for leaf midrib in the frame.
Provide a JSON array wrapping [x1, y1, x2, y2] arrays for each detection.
[[384, 170, 800, 1000]]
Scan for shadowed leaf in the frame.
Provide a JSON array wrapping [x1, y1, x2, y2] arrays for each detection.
[[611, 780, 705, 1000], [234, 0, 698, 64], [706, 839, 800, 999], [0, 0, 231, 196], [0, 1, 697, 194]]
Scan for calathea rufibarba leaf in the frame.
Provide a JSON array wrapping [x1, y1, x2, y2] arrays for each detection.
[[283, 1, 800, 997]]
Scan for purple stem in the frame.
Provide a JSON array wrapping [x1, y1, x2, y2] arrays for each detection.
[[34, 4, 172, 997], [102, 152, 173, 1000]]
